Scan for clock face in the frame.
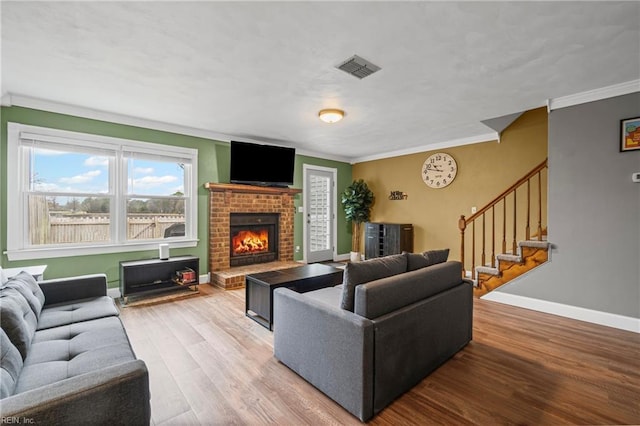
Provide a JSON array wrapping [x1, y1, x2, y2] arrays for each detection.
[[422, 153, 457, 188]]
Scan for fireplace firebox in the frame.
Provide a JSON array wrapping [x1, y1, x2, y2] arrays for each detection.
[[229, 213, 279, 267]]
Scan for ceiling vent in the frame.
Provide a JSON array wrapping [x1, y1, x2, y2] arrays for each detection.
[[336, 55, 381, 79]]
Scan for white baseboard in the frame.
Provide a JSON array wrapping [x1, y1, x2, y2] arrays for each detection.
[[482, 291, 640, 334]]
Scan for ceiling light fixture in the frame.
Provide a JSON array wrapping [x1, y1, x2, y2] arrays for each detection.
[[318, 109, 344, 124]]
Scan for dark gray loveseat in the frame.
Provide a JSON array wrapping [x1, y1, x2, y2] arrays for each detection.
[[0, 271, 150, 425], [273, 253, 473, 422]]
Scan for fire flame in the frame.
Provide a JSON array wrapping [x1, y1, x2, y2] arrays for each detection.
[[232, 229, 269, 255]]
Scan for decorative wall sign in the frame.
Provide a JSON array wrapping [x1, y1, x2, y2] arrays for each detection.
[[621, 117, 640, 152], [388, 190, 408, 200]]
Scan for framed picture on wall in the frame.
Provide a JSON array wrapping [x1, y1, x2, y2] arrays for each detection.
[[620, 117, 640, 152]]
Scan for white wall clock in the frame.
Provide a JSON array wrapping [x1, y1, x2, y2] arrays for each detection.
[[422, 152, 458, 188]]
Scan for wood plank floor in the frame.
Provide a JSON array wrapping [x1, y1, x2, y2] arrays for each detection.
[[119, 284, 640, 425]]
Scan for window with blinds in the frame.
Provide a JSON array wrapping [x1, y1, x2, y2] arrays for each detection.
[[6, 122, 198, 260]]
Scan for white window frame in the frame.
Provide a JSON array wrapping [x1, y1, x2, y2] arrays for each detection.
[[6, 122, 198, 261]]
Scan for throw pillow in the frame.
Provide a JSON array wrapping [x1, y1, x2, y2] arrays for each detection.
[[3, 272, 45, 319], [340, 253, 407, 312], [0, 287, 38, 360], [0, 328, 23, 398], [423, 249, 450, 266], [404, 251, 431, 271]]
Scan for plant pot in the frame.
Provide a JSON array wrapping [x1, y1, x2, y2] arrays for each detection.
[[350, 251, 361, 263]]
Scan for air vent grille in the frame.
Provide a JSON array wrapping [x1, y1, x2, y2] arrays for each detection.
[[336, 55, 381, 79]]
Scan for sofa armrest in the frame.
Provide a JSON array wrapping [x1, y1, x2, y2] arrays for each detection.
[[273, 288, 375, 422], [39, 274, 108, 306], [0, 360, 150, 425]]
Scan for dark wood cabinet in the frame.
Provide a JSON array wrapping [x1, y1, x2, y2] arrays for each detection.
[[365, 223, 414, 259], [119, 255, 199, 303]]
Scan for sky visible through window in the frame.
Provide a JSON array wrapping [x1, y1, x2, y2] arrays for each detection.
[[31, 148, 185, 196]]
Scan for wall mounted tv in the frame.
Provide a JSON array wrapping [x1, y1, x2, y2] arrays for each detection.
[[230, 141, 296, 188]]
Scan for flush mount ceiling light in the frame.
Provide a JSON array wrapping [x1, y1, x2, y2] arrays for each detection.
[[318, 109, 344, 123]]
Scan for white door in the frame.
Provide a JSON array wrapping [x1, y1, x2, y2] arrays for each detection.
[[304, 166, 336, 263]]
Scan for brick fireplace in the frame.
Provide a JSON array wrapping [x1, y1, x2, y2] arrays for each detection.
[[205, 183, 301, 289]]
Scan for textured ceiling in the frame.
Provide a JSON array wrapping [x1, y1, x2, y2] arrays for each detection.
[[2, 1, 639, 162]]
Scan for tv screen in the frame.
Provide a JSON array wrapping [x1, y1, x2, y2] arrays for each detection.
[[230, 141, 296, 187]]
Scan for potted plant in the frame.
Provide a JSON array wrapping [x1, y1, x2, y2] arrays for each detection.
[[341, 179, 374, 262]]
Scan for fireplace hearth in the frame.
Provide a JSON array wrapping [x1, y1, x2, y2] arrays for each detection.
[[229, 213, 279, 267]]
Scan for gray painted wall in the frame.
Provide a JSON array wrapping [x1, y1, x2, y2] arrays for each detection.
[[498, 92, 640, 318]]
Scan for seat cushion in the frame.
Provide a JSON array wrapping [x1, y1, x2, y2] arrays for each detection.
[[37, 296, 119, 330], [0, 287, 38, 360], [0, 328, 23, 398], [15, 316, 136, 394], [304, 285, 343, 307], [340, 254, 407, 312], [2, 271, 45, 319]]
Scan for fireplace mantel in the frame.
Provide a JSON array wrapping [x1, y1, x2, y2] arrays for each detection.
[[204, 182, 301, 195]]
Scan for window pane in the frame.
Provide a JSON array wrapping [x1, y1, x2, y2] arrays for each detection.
[[128, 158, 186, 196], [127, 198, 186, 240], [28, 195, 111, 245], [30, 148, 110, 193]]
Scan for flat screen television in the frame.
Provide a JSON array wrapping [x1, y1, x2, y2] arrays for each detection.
[[230, 141, 296, 187]]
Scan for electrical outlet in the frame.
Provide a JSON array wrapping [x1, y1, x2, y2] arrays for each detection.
[[632, 172, 640, 183], [295, 246, 300, 253], [471, 206, 477, 214]]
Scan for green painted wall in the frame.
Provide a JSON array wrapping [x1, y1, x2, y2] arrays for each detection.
[[0, 106, 352, 286]]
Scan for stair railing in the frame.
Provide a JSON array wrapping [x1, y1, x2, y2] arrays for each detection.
[[458, 159, 548, 279]]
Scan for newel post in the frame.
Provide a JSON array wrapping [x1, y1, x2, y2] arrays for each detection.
[[458, 215, 467, 278]]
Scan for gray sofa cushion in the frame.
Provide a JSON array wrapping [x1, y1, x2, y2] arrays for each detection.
[[423, 248, 450, 266], [2, 272, 45, 319], [37, 296, 120, 331], [16, 316, 136, 394], [340, 254, 407, 312], [0, 328, 23, 398], [0, 287, 38, 360], [354, 261, 463, 319], [304, 285, 343, 307], [404, 252, 431, 271]]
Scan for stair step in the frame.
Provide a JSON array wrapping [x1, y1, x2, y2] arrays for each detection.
[[496, 254, 522, 263], [519, 240, 550, 249], [476, 266, 499, 276]]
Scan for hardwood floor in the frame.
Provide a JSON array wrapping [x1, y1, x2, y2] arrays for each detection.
[[119, 284, 640, 425]]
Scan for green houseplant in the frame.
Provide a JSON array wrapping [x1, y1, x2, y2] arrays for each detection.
[[341, 179, 374, 262]]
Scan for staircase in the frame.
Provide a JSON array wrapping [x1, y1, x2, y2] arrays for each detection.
[[474, 240, 550, 297], [458, 159, 549, 297]]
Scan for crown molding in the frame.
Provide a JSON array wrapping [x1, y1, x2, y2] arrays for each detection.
[[351, 131, 499, 164], [1, 93, 353, 164], [547, 79, 640, 112], [4, 93, 239, 141]]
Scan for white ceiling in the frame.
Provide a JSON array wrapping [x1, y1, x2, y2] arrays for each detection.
[[2, 1, 639, 163]]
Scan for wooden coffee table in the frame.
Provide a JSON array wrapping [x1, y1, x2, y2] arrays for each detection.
[[245, 263, 344, 330]]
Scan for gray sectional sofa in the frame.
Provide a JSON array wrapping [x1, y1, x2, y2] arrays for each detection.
[[273, 252, 473, 422], [0, 271, 150, 425]]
